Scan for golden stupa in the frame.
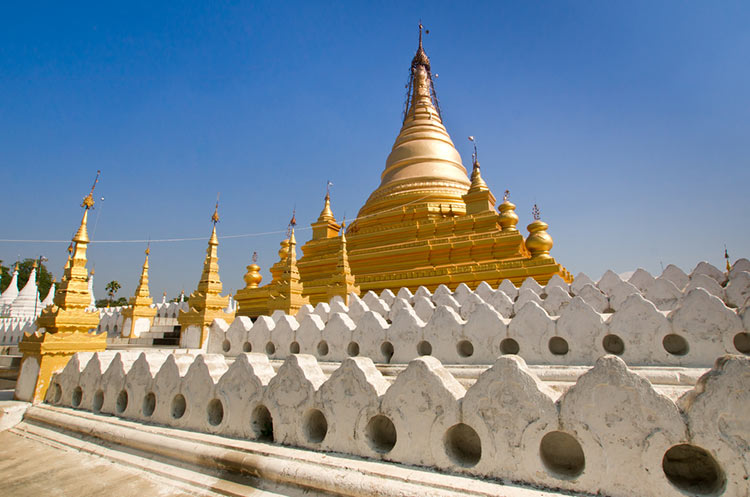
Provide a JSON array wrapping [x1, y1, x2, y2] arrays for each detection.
[[237, 26, 570, 315], [17, 173, 105, 403], [119, 246, 157, 338]]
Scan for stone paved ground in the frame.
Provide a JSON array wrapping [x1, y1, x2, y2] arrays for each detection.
[[0, 428, 285, 497]]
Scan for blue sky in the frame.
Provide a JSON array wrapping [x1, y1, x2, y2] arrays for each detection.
[[1, 1, 748, 299]]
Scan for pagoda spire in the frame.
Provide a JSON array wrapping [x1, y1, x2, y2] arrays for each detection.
[[327, 220, 359, 304], [47, 170, 100, 316], [134, 246, 153, 300], [356, 24, 471, 222], [178, 198, 234, 348], [121, 245, 157, 338], [17, 171, 105, 403], [312, 183, 341, 239], [405, 21, 440, 121]]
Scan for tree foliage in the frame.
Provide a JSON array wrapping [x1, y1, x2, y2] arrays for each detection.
[[105, 280, 122, 304]]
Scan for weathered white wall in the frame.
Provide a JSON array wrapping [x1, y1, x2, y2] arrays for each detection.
[[210, 260, 750, 368], [49, 350, 749, 497]]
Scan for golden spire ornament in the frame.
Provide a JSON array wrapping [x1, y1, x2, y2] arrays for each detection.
[[526, 204, 554, 260], [725, 246, 732, 273]]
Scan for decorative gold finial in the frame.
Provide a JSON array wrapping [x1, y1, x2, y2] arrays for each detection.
[[725, 245, 732, 272], [244, 251, 263, 289], [81, 170, 100, 210], [498, 190, 519, 232], [286, 208, 297, 237], [468, 136, 478, 165], [212, 193, 220, 225], [145, 244, 150, 256], [526, 205, 553, 260], [67, 243, 73, 256], [32, 260, 38, 269]]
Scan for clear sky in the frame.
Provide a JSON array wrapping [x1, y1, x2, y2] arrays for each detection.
[[1, 1, 748, 300]]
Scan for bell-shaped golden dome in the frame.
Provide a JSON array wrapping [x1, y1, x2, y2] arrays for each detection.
[[356, 29, 470, 221]]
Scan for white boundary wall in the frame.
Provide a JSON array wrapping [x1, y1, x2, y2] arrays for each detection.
[[49, 350, 749, 497], [209, 260, 750, 368]]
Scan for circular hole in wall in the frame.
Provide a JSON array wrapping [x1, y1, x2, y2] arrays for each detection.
[[347, 341, 360, 357], [72, 386, 82, 408], [171, 394, 186, 419], [52, 383, 62, 404], [289, 341, 300, 354], [365, 414, 397, 454], [457, 340, 474, 358], [303, 408, 328, 444], [92, 390, 104, 413], [242, 342, 252, 353], [251, 404, 274, 442], [663, 334, 689, 356], [317, 340, 329, 356], [143, 392, 156, 417], [662, 444, 725, 495], [207, 398, 224, 426], [221, 339, 231, 353], [265, 342, 276, 355], [733, 332, 750, 355], [602, 334, 625, 355], [500, 338, 520, 355], [381, 341, 394, 363], [539, 431, 585, 478], [444, 423, 482, 467], [549, 337, 569, 356], [116, 390, 128, 414], [417, 340, 432, 356]]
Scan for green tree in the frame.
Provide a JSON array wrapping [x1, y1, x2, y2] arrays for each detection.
[[0, 258, 53, 298], [105, 280, 121, 305]]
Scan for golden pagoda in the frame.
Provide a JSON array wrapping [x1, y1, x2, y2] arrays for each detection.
[[237, 26, 571, 319], [16, 172, 105, 403], [299, 25, 569, 295], [178, 201, 235, 347], [236, 215, 312, 317], [120, 246, 157, 338]]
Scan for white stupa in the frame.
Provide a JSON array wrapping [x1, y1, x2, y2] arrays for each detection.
[[0, 264, 20, 315], [41, 280, 56, 309], [9, 266, 42, 318], [87, 269, 97, 311]]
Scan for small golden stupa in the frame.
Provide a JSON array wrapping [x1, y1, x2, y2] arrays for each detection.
[[178, 199, 235, 347], [236, 214, 312, 318], [17, 172, 105, 403], [119, 245, 157, 338]]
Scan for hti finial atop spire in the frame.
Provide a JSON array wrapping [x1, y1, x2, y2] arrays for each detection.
[[412, 21, 431, 70], [532, 204, 541, 221], [212, 193, 220, 225], [468, 136, 479, 165], [287, 208, 297, 238], [81, 170, 101, 210]]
